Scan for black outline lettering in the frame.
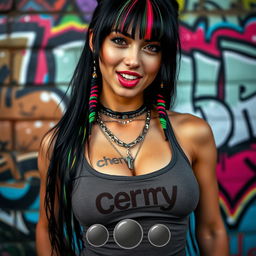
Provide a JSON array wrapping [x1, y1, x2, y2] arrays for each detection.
[[143, 187, 162, 206], [130, 189, 142, 207], [115, 192, 130, 210], [160, 186, 177, 211], [95, 186, 178, 214], [96, 192, 114, 214]]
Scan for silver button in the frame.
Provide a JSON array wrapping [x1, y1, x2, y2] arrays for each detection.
[[86, 224, 109, 247], [113, 219, 143, 249], [148, 224, 171, 247]]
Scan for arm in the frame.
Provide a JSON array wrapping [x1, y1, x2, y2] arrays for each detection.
[[36, 131, 58, 256], [191, 117, 229, 255]]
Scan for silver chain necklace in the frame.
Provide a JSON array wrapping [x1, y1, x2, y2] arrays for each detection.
[[98, 125, 146, 173], [97, 110, 151, 170], [97, 110, 150, 148]]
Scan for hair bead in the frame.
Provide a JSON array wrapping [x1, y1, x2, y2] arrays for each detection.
[[88, 62, 99, 135], [157, 94, 168, 140]]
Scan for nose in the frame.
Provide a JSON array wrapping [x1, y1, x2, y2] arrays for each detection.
[[123, 47, 140, 68]]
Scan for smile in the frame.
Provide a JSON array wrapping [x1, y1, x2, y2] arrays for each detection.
[[116, 71, 143, 88], [120, 73, 139, 80]]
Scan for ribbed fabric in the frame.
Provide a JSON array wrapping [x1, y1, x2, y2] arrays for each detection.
[[71, 116, 200, 256]]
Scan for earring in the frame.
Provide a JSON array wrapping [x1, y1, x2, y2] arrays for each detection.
[[88, 60, 99, 135], [156, 91, 168, 141]]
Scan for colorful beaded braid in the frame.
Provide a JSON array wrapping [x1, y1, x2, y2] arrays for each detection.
[[88, 61, 99, 135], [156, 94, 168, 140]]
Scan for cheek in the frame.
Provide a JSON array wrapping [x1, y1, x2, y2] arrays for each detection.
[[144, 56, 161, 76], [100, 44, 121, 66]]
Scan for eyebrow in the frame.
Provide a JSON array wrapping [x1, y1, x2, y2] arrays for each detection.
[[110, 29, 160, 43]]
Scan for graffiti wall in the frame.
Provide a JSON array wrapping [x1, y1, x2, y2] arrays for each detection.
[[177, 15, 256, 256], [0, 0, 255, 255]]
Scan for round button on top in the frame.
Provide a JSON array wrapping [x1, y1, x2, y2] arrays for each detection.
[[113, 219, 143, 249], [86, 224, 109, 247], [148, 224, 171, 247]]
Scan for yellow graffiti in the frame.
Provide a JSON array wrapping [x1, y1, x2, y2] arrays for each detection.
[[219, 186, 256, 224], [177, 0, 185, 12], [52, 22, 88, 34], [242, 0, 256, 10]]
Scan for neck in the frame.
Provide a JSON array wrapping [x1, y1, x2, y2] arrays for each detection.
[[99, 92, 145, 112]]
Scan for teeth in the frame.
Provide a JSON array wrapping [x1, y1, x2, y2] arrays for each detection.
[[120, 73, 138, 80]]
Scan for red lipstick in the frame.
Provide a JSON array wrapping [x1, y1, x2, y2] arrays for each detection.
[[118, 71, 143, 77], [116, 71, 143, 88]]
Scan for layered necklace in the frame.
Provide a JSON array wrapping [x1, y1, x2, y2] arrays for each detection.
[[97, 105, 151, 171], [98, 104, 147, 124]]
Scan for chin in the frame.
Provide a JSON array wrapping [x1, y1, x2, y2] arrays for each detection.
[[115, 87, 142, 99]]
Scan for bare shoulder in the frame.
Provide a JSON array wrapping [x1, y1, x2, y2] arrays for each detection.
[[165, 110, 216, 164], [39, 128, 57, 159], [38, 128, 58, 177], [166, 110, 215, 146]]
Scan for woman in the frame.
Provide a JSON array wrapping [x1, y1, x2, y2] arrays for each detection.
[[36, 0, 229, 255]]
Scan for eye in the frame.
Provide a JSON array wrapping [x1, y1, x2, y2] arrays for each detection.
[[144, 44, 161, 53], [111, 37, 127, 46]]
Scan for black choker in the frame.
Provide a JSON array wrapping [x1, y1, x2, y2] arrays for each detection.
[[99, 104, 147, 119]]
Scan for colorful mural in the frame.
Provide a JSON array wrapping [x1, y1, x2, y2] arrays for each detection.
[[0, 0, 255, 255], [175, 13, 256, 255]]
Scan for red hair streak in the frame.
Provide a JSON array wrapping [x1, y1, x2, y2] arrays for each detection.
[[145, 0, 154, 40]]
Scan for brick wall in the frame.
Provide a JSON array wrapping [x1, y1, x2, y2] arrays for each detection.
[[0, 0, 255, 255]]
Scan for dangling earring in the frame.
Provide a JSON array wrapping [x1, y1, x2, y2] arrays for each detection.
[[157, 83, 168, 140], [88, 60, 99, 135]]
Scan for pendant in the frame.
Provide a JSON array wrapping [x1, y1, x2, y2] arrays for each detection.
[[126, 155, 134, 170], [126, 149, 134, 170]]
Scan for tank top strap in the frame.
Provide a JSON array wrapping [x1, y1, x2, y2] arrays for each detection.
[[165, 114, 191, 166]]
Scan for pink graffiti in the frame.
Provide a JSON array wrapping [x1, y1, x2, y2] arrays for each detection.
[[217, 146, 256, 213], [36, 49, 48, 84], [180, 19, 256, 56], [16, 15, 86, 84], [18, 15, 85, 47]]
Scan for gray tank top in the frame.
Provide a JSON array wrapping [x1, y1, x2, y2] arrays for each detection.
[[71, 116, 200, 256]]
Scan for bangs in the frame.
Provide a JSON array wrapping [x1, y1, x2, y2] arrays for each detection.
[[112, 0, 164, 41]]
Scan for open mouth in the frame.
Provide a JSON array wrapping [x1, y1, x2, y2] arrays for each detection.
[[119, 73, 140, 80], [116, 72, 142, 88]]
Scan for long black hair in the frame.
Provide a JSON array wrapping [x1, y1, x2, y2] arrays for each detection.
[[43, 0, 180, 255]]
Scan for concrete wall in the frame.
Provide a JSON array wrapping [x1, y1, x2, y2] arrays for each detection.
[[0, 0, 255, 255]]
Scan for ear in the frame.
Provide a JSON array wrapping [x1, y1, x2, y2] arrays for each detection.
[[89, 29, 94, 52]]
